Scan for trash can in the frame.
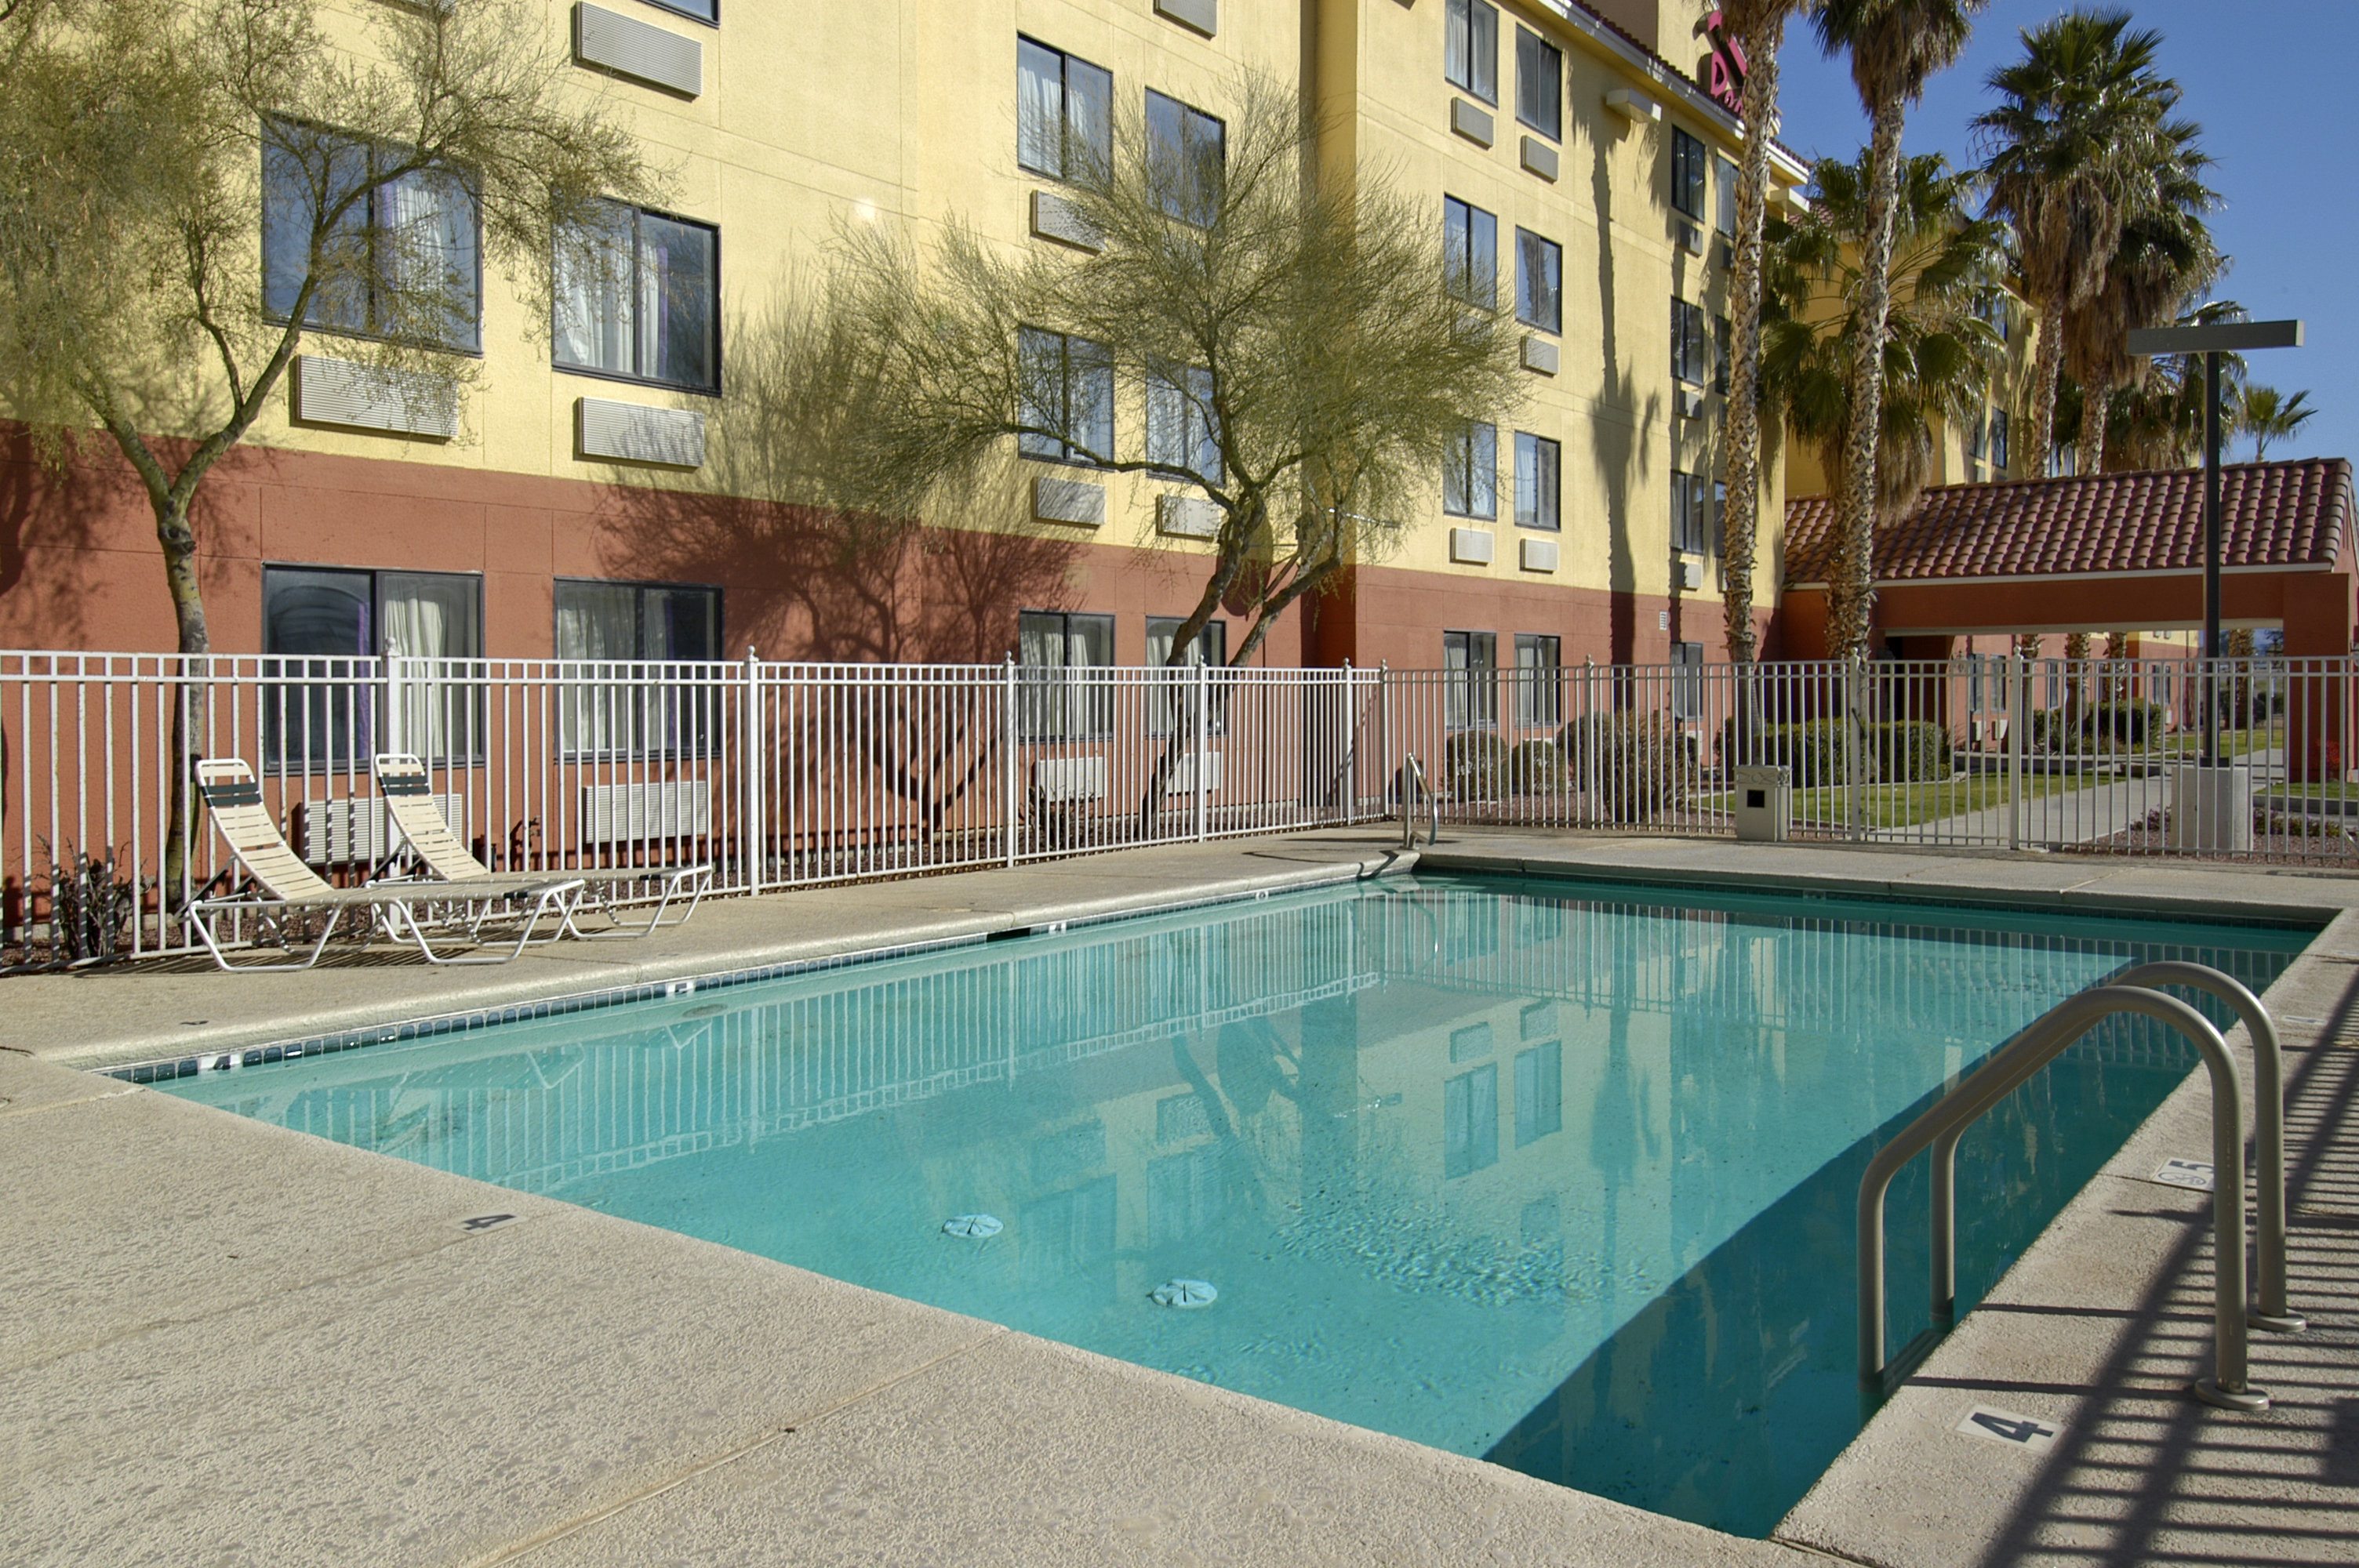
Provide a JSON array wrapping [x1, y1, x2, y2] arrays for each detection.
[[1733, 764, 1791, 842]]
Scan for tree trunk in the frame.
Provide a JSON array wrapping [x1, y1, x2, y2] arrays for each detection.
[[1720, 13, 1785, 667], [1827, 95, 1906, 662], [155, 491, 209, 909], [2080, 383, 2110, 475], [2027, 292, 2066, 480]]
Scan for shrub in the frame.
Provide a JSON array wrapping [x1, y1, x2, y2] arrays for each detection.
[[1718, 717, 1951, 783], [1559, 711, 1690, 822], [1504, 738, 1565, 794], [2085, 699, 2168, 746], [1874, 719, 1953, 782], [1444, 731, 1507, 800]]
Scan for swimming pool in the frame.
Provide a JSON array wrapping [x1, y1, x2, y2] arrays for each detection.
[[158, 875, 2309, 1535]]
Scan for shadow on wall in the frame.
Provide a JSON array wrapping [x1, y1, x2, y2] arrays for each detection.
[[587, 457, 1085, 663], [1583, 101, 1658, 666], [0, 425, 195, 649]]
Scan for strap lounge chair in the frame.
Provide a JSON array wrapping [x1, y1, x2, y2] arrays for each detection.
[[190, 759, 583, 971], [373, 753, 714, 939]]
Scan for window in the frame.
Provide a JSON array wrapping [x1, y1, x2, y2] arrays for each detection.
[[1989, 408, 2012, 470], [1017, 328, 1114, 465], [554, 579, 722, 757], [1445, 0, 1499, 104], [1514, 633, 1561, 726], [262, 566, 482, 768], [1443, 1062, 1499, 1178], [262, 119, 481, 353], [1146, 616, 1226, 735], [1444, 422, 1497, 519], [1671, 467, 1710, 554], [1444, 196, 1498, 310], [1018, 610, 1114, 739], [1714, 153, 1739, 237], [1146, 365, 1222, 483], [646, 0, 716, 20], [1671, 297, 1710, 387], [1714, 314, 1732, 396], [1515, 25, 1561, 140], [1671, 641, 1705, 717], [1670, 128, 1707, 221], [1516, 229, 1561, 334], [1976, 290, 2012, 343], [553, 202, 719, 393], [1444, 630, 1497, 731], [1515, 1041, 1562, 1146], [1513, 432, 1559, 531], [1965, 409, 1986, 465], [1017, 38, 1112, 183], [1146, 91, 1224, 226]]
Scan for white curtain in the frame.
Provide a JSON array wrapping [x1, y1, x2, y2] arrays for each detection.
[[383, 573, 480, 760], [558, 583, 639, 754], [1017, 38, 1063, 177], [554, 207, 632, 375], [380, 166, 479, 350]]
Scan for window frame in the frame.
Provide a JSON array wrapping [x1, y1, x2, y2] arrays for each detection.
[[1444, 421, 1498, 520], [1145, 364, 1223, 485], [1444, 195, 1499, 310], [1714, 152, 1739, 237], [1671, 641, 1706, 717], [261, 116, 485, 356], [1671, 468, 1710, 555], [551, 200, 723, 396], [552, 576, 725, 761], [1513, 431, 1560, 532], [1017, 608, 1118, 741], [1144, 615, 1228, 736], [1671, 296, 1710, 387], [1017, 326, 1116, 467], [260, 563, 485, 772], [642, 0, 718, 23], [1670, 127, 1707, 222], [1016, 37, 1114, 185], [1514, 633, 1562, 726], [1989, 408, 2012, 470], [1514, 24, 1562, 140], [1443, 630, 1499, 733], [1445, 0, 1500, 105], [1515, 227, 1562, 335], [1145, 89, 1226, 227]]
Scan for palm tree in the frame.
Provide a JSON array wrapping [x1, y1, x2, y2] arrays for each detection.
[[1762, 151, 2006, 536], [1717, 0, 1815, 665], [2090, 298, 2247, 470], [2061, 114, 2219, 472], [2241, 385, 2317, 460], [1976, 9, 2176, 477], [1813, 0, 1987, 659]]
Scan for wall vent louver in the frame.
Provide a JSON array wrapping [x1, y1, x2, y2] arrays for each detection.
[[293, 356, 458, 440], [575, 3, 702, 96], [576, 397, 706, 467], [1158, 494, 1220, 539], [1030, 191, 1103, 251], [1033, 476, 1107, 528]]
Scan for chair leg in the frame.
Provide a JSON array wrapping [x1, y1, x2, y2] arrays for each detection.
[[566, 866, 714, 940], [194, 904, 345, 972]]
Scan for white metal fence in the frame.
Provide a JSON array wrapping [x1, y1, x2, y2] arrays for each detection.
[[4, 651, 2352, 965]]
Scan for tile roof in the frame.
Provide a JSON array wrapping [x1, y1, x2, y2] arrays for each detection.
[[1782, 459, 2356, 587]]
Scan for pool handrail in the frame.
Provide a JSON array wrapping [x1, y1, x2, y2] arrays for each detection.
[[1400, 754, 1440, 849], [1927, 962, 2300, 1334], [1858, 984, 2268, 1412]]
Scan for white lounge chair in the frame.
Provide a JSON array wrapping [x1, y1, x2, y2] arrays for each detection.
[[189, 758, 583, 971], [373, 753, 714, 939]]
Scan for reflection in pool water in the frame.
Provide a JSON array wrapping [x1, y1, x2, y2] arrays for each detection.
[[162, 875, 2306, 1535]]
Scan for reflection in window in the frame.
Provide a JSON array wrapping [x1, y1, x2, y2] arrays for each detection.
[[1515, 25, 1561, 140], [1445, 0, 1499, 103], [1444, 195, 1499, 309], [1445, 422, 1498, 519], [1516, 228, 1561, 334], [1514, 432, 1560, 531], [1146, 365, 1223, 483], [1146, 615, 1227, 736], [1019, 609, 1115, 739], [262, 566, 482, 768], [553, 202, 719, 393], [1516, 1042, 1563, 1146], [554, 579, 722, 757], [1445, 630, 1498, 732], [1017, 327, 1114, 465], [1515, 633, 1561, 725], [1146, 91, 1225, 226], [1444, 1062, 1499, 1178], [1017, 38, 1112, 183]]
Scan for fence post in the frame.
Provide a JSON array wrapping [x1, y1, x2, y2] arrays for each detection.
[[2008, 651, 2027, 851], [1337, 660, 1352, 825], [740, 646, 763, 893], [1003, 655, 1019, 867], [1193, 652, 1210, 842], [1845, 656, 1864, 843]]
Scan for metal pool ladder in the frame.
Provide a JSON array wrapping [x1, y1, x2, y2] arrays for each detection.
[[1399, 754, 1440, 849], [1858, 962, 2301, 1412]]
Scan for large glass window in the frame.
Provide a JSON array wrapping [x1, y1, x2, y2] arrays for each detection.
[[1146, 365, 1222, 483], [1989, 408, 2012, 470], [261, 119, 481, 353], [1514, 431, 1559, 530], [1670, 127, 1707, 221], [1445, 0, 1499, 103], [1017, 328, 1114, 465], [1714, 314, 1732, 395], [1714, 153, 1739, 237], [1516, 229, 1562, 334], [1671, 296, 1710, 387], [1017, 38, 1112, 183], [262, 566, 482, 768], [1018, 610, 1115, 739], [1671, 467, 1710, 554], [1514, 633, 1561, 726], [1146, 616, 1227, 735], [1444, 630, 1497, 732], [1672, 641, 1706, 717], [1444, 196, 1498, 309], [1146, 90, 1225, 226], [1444, 422, 1497, 519], [553, 202, 719, 394], [554, 579, 722, 757], [1514, 25, 1561, 140]]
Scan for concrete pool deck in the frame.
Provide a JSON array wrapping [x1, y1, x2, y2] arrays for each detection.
[[5, 831, 2356, 1565]]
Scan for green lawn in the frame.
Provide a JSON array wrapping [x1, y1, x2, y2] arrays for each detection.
[[1697, 773, 2081, 829], [2259, 781, 2359, 800]]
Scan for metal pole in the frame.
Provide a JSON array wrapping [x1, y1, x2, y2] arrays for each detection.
[[2205, 348, 2223, 765], [2008, 651, 2026, 851], [1002, 655, 1018, 867]]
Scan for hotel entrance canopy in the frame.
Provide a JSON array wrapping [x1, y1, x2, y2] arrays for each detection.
[[1779, 459, 2357, 659]]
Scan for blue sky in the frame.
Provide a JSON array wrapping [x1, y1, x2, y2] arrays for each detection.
[[1765, 0, 2354, 468]]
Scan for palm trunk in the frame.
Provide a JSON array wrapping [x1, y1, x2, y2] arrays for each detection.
[[1721, 14, 1785, 666], [2027, 292, 2066, 478], [1829, 96, 1906, 662], [2079, 382, 2110, 474]]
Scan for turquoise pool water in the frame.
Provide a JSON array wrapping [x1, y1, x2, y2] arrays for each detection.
[[158, 875, 2308, 1536]]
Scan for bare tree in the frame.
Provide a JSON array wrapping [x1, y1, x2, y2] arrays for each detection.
[[732, 74, 1524, 673], [0, 0, 652, 655]]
